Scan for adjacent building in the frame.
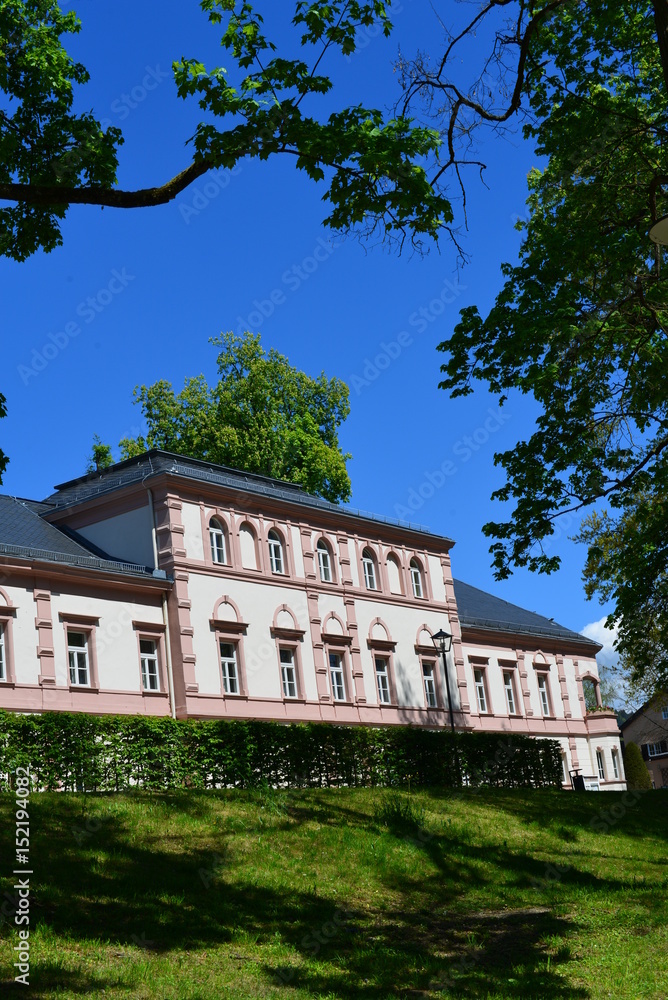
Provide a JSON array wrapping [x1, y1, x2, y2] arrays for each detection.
[[0, 450, 625, 788], [620, 701, 668, 788]]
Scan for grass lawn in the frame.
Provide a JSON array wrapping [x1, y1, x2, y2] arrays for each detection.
[[0, 787, 666, 999]]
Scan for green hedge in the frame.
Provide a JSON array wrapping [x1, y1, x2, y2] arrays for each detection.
[[0, 711, 563, 792]]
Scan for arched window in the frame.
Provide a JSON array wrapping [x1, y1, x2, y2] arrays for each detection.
[[209, 517, 227, 564], [317, 539, 333, 583], [362, 548, 377, 590], [409, 558, 423, 598], [268, 529, 285, 574]]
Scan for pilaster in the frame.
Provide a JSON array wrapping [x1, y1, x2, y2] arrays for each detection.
[[34, 584, 56, 687]]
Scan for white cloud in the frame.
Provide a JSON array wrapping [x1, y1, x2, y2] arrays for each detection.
[[581, 616, 620, 670]]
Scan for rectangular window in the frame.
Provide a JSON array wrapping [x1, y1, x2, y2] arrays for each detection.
[[647, 741, 668, 757], [503, 671, 517, 715], [375, 656, 391, 705], [611, 750, 619, 779], [68, 631, 89, 686], [537, 673, 552, 716], [280, 648, 298, 699], [0, 624, 5, 681], [317, 545, 332, 582], [140, 638, 159, 691], [362, 557, 377, 591], [596, 750, 605, 780], [329, 652, 346, 702], [268, 536, 284, 574], [219, 641, 239, 695], [210, 527, 226, 564], [474, 668, 488, 714], [423, 661, 438, 708], [662, 706, 668, 720], [410, 564, 423, 598]]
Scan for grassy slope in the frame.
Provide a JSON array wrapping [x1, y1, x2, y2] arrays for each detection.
[[0, 788, 666, 999]]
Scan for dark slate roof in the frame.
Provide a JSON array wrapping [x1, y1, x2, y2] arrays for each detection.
[[0, 495, 160, 580], [44, 449, 450, 541], [453, 578, 601, 651]]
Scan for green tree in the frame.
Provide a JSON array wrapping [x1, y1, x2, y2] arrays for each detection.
[[0, 1, 452, 259], [86, 435, 114, 474], [0, 0, 460, 488], [622, 740, 653, 791], [397, 1, 668, 696], [119, 331, 352, 503]]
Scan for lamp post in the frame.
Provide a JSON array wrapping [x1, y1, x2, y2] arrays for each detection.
[[431, 628, 456, 734]]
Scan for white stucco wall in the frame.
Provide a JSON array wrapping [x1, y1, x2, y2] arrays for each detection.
[[427, 554, 446, 602], [354, 598, 452, 709], [182, 501, 205, 561], [290, 525, 305, 578], [563, 657, 584, 719], [49, 590, 163, 691], [187, 573, 317, 700], [76, 505, 155, 569], [4, 584, 39, 685], [348, 541, 360, 588]]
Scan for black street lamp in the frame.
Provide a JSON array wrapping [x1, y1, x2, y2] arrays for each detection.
[[431, 628, 456, 734]]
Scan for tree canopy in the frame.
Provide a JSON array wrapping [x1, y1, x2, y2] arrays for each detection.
[[0, 0, 458, 486], [397, 0, 668, 696], [0, 0, 453, 259], [109, 331, 352, 503]]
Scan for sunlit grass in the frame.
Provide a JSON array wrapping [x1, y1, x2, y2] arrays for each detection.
[[0, 787, 666, 998]]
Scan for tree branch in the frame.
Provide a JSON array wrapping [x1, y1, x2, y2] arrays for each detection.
[[0, 159, 213, 209]]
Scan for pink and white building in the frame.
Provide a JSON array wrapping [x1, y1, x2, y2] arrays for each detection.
[[0, 450, 625, 789]]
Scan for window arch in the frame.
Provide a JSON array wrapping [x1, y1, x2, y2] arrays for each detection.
[[362, 547, 378, 590], [316, 538, 334, 583], [268, 529, 285, 575], [581, 672, 602, 712], [409, 557, 424, 598], [209, 517, 227, 565]]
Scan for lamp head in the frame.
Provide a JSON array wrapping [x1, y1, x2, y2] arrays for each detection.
[[431, 628, 453, 654]]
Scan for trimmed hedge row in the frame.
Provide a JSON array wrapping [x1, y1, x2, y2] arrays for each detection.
[[0, 711, 563, 791]]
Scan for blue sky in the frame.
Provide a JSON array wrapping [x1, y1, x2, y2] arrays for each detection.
[[0, 0, 615, 657]]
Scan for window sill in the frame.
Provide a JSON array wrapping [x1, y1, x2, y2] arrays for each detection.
[[141, 689, 168, 697]]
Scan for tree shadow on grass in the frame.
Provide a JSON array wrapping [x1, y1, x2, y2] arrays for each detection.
[[0, 793, 593, 999], [464, 788, 668, 842], [265, 906, 587, 999], [6, 789, 659, 999], [0, 966, 130, 998]]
